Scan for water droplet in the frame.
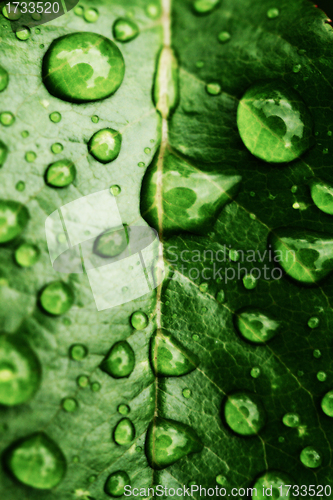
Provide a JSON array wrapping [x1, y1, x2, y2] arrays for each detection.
[[291, 185, 297, 193], [130, 311, 149, 330], [74, 5, 84, 16], [15, 243, 39, 267], [282, 412, 300, 428], [70, 344, 88, 361], [16, 27, 30, 41], [196, 61, 204, 68], [35, 27, 41, 34], [88, 474, 97, 483], [270, 228, 333, 285], [100, 341, 135, 378], [153, 47, 179, 119], [144, 147, 151, 154], [317, 371, 327, 382], [293, 64, 302, 73], [182, 388, 191, 398], [0, 335, 41, 406], [1, 111, 15, 126], [118, 404, 130, 415], [114, 418, 135, 445], [216, 290, 225, 303], [51, 142, 64, 154], [313, 349, 321, 359], [91, 381, 101, 392], [250, 191, 255, 197], [0, 66, 8, 92], [40, 281, 74, 316], [136, 446, 142, 452], [110, 184, 121, 196], [88, 128, 122, 163], [234, 307, 281, 344], [91, 115, 99, 123], [146, 3, 161, 18], [218, 31, 231, 43], [193, 0, 220, 14], [321, 390, 333, 417], [145, 417, 203, 469], [310, 180, 333, 215], [2, 5, 21, 20], [62, 397, 78, 412], [141, 151, 241, 236], [113, 18, 139, 43], [192, 334, 200, 341], [21, 130, 29, 138], [278, 436, 285, 443], [84, 8, 99, 23], [323, 148, 329, 155], [40, 43, 44, 49], [250, 367, 261, 378], [45, 159, 76, 188], [93, 228, 128, 258], [242, 274, 257, 289], [15, 181, 25, 192], [73, 455, 80, 463], [77, 375, 89, 388], [138, 161, 145, 168], [229, 249, 239, 262], [298, 370, 304, 377], [300, 446, 322, 468], [150, 329, 199, 377], [25, 151, 36, 162], [0, 200, 29, 242], [308, 316, 319, 329], [224, 392, 266, 436], [43, 33, 125, 103], [206, 82, 221, 95], [253, 471, 293, 500], [237, 81, 314, 163], [199, 282, 208, 293], [267, 8, 279, 19], [105, 471, 130, 497], [49, 111, 61, 123], [216, 474, 227, 485], [6, 433, 66, 489]]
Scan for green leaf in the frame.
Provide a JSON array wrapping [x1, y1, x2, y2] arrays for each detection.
[[1, 0, 333, 498]]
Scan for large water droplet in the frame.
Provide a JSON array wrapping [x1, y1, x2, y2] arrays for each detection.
[[15, 243, 40, 267], [145, 417, 203, 470], [105, 471, 130, 497], [153, 47, 179, 119], [224, 392, 266, 436], [100, 341, 135, 378], [0, 200, 29, 243], [40, 281, 74, 316], [150, 329, 199, 377], [321, 391, 333, 417], [237, 81, 313, 163], [88, 128, 122, 163], [43, 33, 125, 103], [93, 227, 128, 258], [300, 446, 322, 468], [193, 0, 220, 14], [114, 418, 135, 445], [6, 433, 66, 489], [0, 335, 41, 406], [45, 160, 76, 188], [0, 66, 9, 92], [310, 180, 333, 215], [113, 18, 139, 42], [234, 307, 281, 344], [270, 228, 333, 285], [141, 150, 241, 236], [253, 471, 293, 500], [130, 311, 149, 330], [282, 412, 300, 428]]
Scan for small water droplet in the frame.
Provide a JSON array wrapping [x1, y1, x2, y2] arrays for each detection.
[[70, 344, 88, 361], [323, 148, 329, 154], [196, 61, 204, 68], [328, 130, 332, 136], [144, 147, 151, 154], [15, 243, 39, 267], [91, 115, 99, 123], [250, 367, 261, 378], [77, 375, 89, 388], [278, 436, 285, 443], [194, 0, 220, 14], [321, 390, 333, 417], [62, 397, 78, 412], [216, 474, 227, 485], [51, 143, 64, 154], [15, 181, 25, 192], [43, 33, 125, 103], [249, 213, 256, 220], [267, 7, 279, 18], [91, 381, 101, 392], [110, 184, 121, 196], [216, 290, 225, 303], [224, 392, 266, 435], [113, 18, 139, 42], [118, 404, 130, 415], [0, 200, 29, 242], [74, 5, 84, 16], [49, 111, 61, 123], [242, 274, 257, 289], [310, 180, 333, 215], [130, 311, 149, 330], [199, 282, 208, 293], [100, 341, 135, 379], [1, 111, 15, 126], [88, 474, 97, 483], [300, 446, 322, 468], [16, 27, 30, 41], [114, 418, 135, 445], [229, 249, 239, 262], [313, 349, 322, 358], [84, 8, 99, 23], [40, 43, 45, 49], [73, 455, 80, 463], [45, 159, 76, 188], [105, 471, 130, 497], [293, 64, 302, 73], [218, 31, 231, 43], [138, 161, 145, 167], [253, 471, 293, 499], [35, 27, 41, 34], [237, 81, 314, 163], [25, 151, 36, 162], [192, 334, 200, 341], [298, 49, 307, 55], [292, 202, 300, 210], [291, 185, 298, 193], [182, 388, 191, 398], [308, 316, 319, 329], [317, 371, 327, 382], [40, 281, 74, 316], [206, 82, 221, 95], [0, 66, 8, 92], [282, 412, 300, 428], [6, 433, 66, 489], [298, 370, 304, 377], [250, 191, 255, 197], [136, 446, 142, 452], [88, 128, 122, 163], [21, 130, 29, 138]]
